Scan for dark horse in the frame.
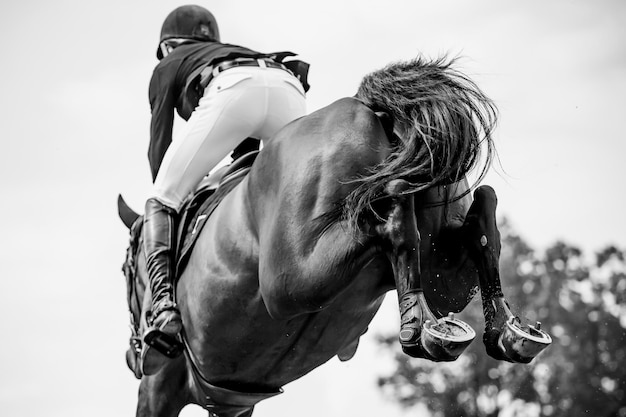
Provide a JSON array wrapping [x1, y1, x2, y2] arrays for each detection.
[[119, 56, 551, 417]]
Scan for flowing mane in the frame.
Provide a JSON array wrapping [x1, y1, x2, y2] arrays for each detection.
[[346, 55, 498, 228]]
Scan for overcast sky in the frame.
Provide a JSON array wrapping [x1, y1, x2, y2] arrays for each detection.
[[1, 1, 625, 416]]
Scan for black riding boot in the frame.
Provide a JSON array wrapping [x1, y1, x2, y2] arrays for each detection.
[[141, 198, 183, 372]]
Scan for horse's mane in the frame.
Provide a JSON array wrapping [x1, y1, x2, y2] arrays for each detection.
[[344, 54, 497, 230]]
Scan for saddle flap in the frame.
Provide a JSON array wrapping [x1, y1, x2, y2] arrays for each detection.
[[175, 151, 259, 275]]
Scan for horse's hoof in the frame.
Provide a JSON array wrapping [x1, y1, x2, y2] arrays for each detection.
[[486, 317, 552, 363], [501, 317, 552, 363], [421, 313, 476, 361], [400, 313, 475, 361]]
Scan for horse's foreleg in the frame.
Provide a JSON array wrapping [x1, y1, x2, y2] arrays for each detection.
[[462, 185, 551, 363], [378, 180, 475, 361], [136, 358, 189, 417]]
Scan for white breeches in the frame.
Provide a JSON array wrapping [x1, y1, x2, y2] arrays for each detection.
[[152, 65, 307, 211]]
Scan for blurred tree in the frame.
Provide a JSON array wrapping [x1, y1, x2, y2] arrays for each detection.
[[376, 219, 626, 417]]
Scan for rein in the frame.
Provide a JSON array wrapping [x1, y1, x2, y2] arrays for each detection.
[[121, 216, 145, 368]]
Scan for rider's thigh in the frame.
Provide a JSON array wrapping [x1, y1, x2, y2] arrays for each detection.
[[258, 71, 307, 139], [152, 73, 264, 210]]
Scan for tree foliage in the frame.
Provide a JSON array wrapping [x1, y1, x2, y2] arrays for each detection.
[[376, 219, 626, 417]]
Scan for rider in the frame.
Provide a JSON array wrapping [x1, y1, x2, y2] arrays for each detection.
[[142, 5, 309, 367]]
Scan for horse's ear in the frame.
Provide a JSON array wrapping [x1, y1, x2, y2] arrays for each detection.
[[374, 111, 396, 144], [118, 194, 140, 230]]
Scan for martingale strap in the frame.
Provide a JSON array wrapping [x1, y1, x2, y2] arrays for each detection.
[[123, 217, 144, 331]]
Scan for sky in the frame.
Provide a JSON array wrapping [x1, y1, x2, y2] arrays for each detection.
[[0, 0, 625, 416]]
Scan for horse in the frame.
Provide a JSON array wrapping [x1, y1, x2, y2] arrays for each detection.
[[118, 56, 551, 417]]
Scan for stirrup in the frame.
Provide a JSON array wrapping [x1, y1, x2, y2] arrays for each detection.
[[144, 304, 183, 359], [143, 327, 184, 358]]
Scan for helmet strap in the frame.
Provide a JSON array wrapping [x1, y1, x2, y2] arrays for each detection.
[[159, 38, 198, 60], [159, 42, 174, 59]]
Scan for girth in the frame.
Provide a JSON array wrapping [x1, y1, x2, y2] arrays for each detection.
[[183, 336, 282, 414]]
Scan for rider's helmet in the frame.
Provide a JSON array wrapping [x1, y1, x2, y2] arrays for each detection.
[[156, 5, 221, 60]]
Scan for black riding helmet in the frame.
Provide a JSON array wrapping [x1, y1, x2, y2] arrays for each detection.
[[156, 5, 221, 60]]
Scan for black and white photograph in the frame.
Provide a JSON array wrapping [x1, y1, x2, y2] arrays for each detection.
[[1, 1, 624, 416]]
